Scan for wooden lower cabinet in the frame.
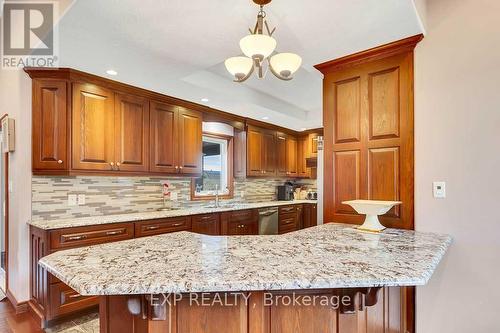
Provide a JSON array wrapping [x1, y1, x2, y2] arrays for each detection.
[[221, 209, 258, 235], [100, 287, 410, 333], [191, 214, 220, 235], [303, 203, 318, 228], [29, 203, 319, 327]]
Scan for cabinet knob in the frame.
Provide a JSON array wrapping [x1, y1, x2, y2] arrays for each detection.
[[116, 162, 121, 167], [175, 166, 179, 169], [110, 162, 114, 166], [57, 160, 63, 164]]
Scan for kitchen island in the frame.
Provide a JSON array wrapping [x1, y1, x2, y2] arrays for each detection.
[[39, 223, 451, 333]]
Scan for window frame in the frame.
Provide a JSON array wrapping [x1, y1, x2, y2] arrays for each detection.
[[190, 132, 234, 201]]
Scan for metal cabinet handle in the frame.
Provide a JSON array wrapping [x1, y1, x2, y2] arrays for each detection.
[[171, 223, 183, 227], [200, 216, 212, 220], [237, 224, 246, 228], [57, 160, 63, 164], [67, 235, 87, 241], [145, 225, 160, 230], [106, 230, 123, 236], [68, 293, 82, 299]]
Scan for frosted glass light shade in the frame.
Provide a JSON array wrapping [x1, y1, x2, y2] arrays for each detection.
[[239, 34, 277, 60], [270, 53, 302, 78], [225, 56, 253, 79]]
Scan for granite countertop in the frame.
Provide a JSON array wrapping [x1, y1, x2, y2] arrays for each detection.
[[29, 200, 317, 230], [39, 223, 452, 295]]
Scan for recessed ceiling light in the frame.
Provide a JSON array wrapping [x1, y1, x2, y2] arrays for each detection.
[[262, 116, 269, 120], [201, 98, 209, 102], [106, 69, 118, 76]]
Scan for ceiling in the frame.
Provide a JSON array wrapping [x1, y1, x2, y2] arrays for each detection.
[[56, 0, 423, 131]]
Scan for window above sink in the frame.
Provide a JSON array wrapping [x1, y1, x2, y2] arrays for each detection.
[[191, 131, 234, 200]]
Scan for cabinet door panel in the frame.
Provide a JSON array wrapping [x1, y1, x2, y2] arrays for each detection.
[[247, 126, 263, 176], [286, 136, 298, 176], [114, 93, 149, 172], [32, 80, 68, 170], [72, 83, 115, 171], [262, 130, 276, 176], [276, 134, 287, 176], [297, 136, 309, 178], [177, 108, 202, 174], [150, 101, 177, 173]]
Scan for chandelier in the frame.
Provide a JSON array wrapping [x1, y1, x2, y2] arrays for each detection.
[[225, 0, 302, 83]]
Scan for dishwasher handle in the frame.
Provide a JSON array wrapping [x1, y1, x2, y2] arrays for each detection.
[[259, 209, 278, 217]]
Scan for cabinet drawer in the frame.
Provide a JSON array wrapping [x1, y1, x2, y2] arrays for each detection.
[[279, 213, 297, 234], [49, 223, 134, 250], [49, 282, 98, 318], [279, 205, 296, 215], [192, 214, 220, 235], [227, 209, 254, 222], [135, 216, 191, 237], [227, 220, 257, 235]]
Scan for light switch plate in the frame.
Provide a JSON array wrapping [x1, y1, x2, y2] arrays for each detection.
[[433, 182, 446, 198], [68, 194, 77, 206]]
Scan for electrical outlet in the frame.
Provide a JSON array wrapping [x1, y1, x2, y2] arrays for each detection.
[[240, 191, 245, 198], [171, 192, 178, 201], [77, 194, 86, 205], [68, 194, 77, 206], [433, 182, 446, 198]]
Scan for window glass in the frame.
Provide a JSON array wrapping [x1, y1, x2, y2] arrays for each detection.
[[194, 135, 229, 196]]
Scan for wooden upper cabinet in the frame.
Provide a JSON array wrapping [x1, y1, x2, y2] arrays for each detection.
[[246, 125, 277, 177], [149, 101, 177, 173], [297, 135, 309, 178], [32, 79, 68, 171], [276, 133, 287, 176], [177, 107, 202, 174], [72, 83, 115, 171], [114, 93, 149, 172], [318, 35, 421, 230], [233, 129, 247, 179], [308, 133, 319, 157], [286, 136, 298, 176], [246, 126, 263, 176], [261, 130, 276, 176]]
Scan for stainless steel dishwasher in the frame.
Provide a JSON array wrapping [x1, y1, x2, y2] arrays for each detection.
[[258, 207, 278, 235]]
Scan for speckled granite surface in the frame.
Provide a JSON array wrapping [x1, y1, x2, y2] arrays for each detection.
[[29, 200, 316, 230], [39, 223, 452, 295]]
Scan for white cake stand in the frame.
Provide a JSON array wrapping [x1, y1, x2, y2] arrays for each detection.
[[342, 200, 402, 232]]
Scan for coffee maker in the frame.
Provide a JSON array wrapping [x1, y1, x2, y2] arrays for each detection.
[[277, 183, 294, 201]]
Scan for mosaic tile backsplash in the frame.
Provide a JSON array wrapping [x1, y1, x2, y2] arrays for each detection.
[[32, 176, 317, 222]]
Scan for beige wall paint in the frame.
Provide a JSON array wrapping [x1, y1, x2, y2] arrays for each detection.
[[414, 0, 500, 331], [0, 70, 32, 302]]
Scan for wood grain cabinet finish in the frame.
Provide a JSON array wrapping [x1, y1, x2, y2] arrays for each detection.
[[221, 209, 258, 235], [72, 83, 115, 171], [49, 223, 134, 250], [303, 203, 318, 228], [275, 133, 288, 177], [149, 101, 177, 173], [32, 79, 68, 171], [114, 93, 150, 172], [177, 107, 203, 174], [319, 37, 419, 230], [246, 125, 276, 177], [297, 135, 309, 178], [278, 205, 299, 234], [135, 217, 192, 237], [191, 214, 220, 235]]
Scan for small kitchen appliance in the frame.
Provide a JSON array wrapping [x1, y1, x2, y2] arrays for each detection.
[[277, 184, 294, 201]]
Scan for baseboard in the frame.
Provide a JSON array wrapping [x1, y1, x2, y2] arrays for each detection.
[[6, 289, 28, 314], [28, 300, 45, 328]]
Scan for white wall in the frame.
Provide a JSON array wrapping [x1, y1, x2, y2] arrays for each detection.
[[0, 70, 32, 302], [414, 0, 500, 331]]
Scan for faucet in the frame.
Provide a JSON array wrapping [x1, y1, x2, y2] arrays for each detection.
[[215, 184, 219, 208]]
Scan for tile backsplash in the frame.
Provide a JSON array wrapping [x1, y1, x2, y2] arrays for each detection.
[[31, 176, 317, 222]]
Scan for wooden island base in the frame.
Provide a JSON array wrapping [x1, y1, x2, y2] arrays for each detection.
[[99, 287, 412, 333]]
